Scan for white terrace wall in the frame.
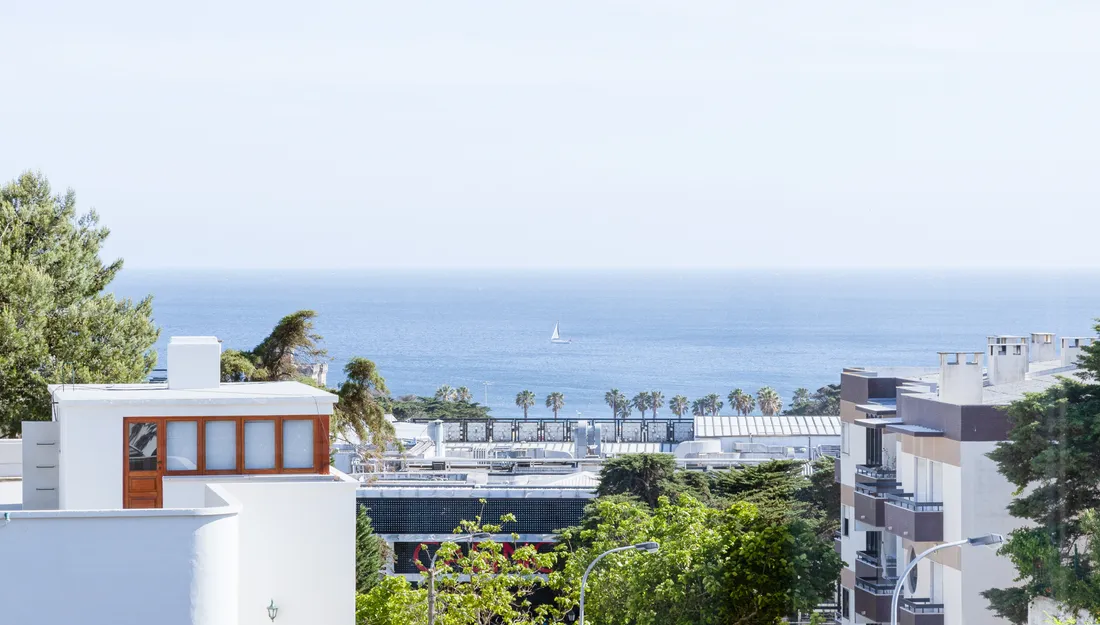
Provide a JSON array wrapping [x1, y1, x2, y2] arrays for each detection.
[[0, 486, 239, 625], [0, 439, 20, 477]]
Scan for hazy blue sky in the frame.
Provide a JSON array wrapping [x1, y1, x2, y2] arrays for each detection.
[[2, 2, 1098, 270]]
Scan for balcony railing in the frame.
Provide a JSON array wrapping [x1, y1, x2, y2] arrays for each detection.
[[900, 598, 945, 614], [855, 464, 897, 480], [885, 493, 944, 511], [855, 577, 897, 595]]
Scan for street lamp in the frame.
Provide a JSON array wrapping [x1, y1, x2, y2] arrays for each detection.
[[426, 532, 493, 625], [578, 542, 659, 625], [890, 534, 1003, 625]]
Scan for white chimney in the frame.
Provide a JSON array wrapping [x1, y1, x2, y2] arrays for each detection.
[[1061, 337, 1096, 367], [987, 336, 1028, 385], [167, 336, 222, 390], [428, 420, 447, 459], [938, 351, 983, 405], [1030, 333, 1056, 362]]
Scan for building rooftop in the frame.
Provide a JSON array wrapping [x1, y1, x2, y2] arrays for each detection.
[[47, 380, 338, 405], [693, 415, 841, 438]]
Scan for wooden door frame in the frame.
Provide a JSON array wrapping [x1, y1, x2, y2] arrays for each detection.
[[123, 417, 165, 509]]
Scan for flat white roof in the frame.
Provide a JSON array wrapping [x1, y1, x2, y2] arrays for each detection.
[[694, 416, 842, 438], [48, 380, 338, 406]]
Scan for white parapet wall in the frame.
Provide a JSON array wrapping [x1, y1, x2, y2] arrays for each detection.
[[0, 439, 20, 478], [164, 473, 359, 625], [0, 484, 240, 625]]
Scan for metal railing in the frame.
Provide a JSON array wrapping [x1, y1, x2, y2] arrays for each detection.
[[900, 598, 945, 614], [885, 493, 944, 512], [855, 577, 897, 595], [855, 550, 880, 567], [856, 464, 897, 479], [855, 481, 903, 497]]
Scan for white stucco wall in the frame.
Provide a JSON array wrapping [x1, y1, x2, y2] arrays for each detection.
[[219, 478, 358, 625], [56, 397, 332, 510], [961, 441, 1027, 625], [0, 440, 21, 477], [1029, 597, 1097, 625], [0, 485, 239, 625]]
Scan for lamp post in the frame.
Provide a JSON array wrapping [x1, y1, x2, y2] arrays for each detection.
[[890, 534, 1003, 625], [426, 532, 492, 625], [578, 542, 659, 625]]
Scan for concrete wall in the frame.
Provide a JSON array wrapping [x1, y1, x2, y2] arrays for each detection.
[[0, 485, 239, 625], [0, 439, 20, 477], [219, 478, 358, 625], [57, 398, 331, 510]]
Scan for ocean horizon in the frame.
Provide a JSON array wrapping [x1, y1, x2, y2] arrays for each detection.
[[109, 268, 1100, 419]]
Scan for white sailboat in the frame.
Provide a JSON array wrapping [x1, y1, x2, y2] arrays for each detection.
[[550, 321, 571, 344]]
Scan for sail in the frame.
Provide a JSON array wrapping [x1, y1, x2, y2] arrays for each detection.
[[551, 322, 560, 341]]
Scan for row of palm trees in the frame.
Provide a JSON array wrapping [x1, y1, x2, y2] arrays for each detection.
[[434, 382, 785, 418], [503, 386, 785, 419]]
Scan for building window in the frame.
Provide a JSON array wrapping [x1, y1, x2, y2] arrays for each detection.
[[244, 419, 277, 470], [865, 427, 882, 466], [166, 420, 199, 471], [841, 422, 849, 454], [205, 420, 237, 471], [842, 588, 850, 620], [841, 505, 850, 536], [908, 547, 918, 593], [283, 419, 315, 469]]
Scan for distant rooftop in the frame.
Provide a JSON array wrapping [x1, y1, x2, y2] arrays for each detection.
[[693, 415, 840, 438]]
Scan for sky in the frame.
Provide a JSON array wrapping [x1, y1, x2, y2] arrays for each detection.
[[2, 1, 1098, 270]]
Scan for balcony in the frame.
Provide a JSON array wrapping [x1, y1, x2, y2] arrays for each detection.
[[855, 463, 897, 483], [854, 577, 897, 623], [898, 598, 944, 625], [854, 481, 903, 527], [884, 494, 944, 542], [855, 550, 896, 580]]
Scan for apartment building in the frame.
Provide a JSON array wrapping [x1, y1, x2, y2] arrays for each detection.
[[836, 332, 1095, 625], [0, 336, 358, 625]]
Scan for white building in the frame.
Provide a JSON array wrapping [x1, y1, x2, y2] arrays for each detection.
[[836, 332, 1089, 625], [0, 336, 358, 625]]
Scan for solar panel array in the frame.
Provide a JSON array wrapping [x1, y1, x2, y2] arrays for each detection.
[[358, 497, 589, 534]]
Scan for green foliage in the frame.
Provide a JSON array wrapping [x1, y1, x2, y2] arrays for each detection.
[[784, 384, 841, 416], [357, 576, 427, 625], [356, 505, 386, 594], [985, 320, 1100, 623], [0, 171, 159, 435], [553, 495, 843, 625], [596, 454, 682, 508], [435, 385, 456, 402], [630, 392, 651, 418], [604, 389, 627, 419], [335, 357, 392, 448], [389, 396, 490, 421], [218, 310, 325, 382], [648, 391, 664, 418]]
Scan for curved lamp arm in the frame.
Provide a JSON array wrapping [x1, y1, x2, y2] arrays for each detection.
[[579, 544, 658, 625], [890, 534, 1002, 625]]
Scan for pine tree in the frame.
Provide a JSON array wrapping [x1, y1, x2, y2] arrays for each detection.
[[356, 505, 386, 593]]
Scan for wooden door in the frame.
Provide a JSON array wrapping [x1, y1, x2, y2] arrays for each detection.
[[124, 418, 163, 508]]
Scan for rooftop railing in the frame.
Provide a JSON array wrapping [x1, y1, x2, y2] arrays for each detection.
[[900, 598, 945, 614], [855, 577, 898, 595], [885, 493, 944, 512], [856, 464, 897, 479]]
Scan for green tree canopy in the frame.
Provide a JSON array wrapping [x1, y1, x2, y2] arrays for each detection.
[[514, 390, 536, 418], [552, 495, 843, 625], [356, 505, 386, 594], [669, 395, 689, 418], [1, 171, 159, 435], [783, 384, 841, 416]]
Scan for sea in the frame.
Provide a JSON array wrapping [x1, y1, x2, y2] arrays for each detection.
[[108, 269, 1100, 420]]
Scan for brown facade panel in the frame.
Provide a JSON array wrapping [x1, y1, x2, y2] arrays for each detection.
[[841, 483, 855, 507], [854, 489, 886, 527], [884, 501, 944, 542], [900, 435, 961, 467], [855, 580, 894, 623], [898, 600, 945, 625]]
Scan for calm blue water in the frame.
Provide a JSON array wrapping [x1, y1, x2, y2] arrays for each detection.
[[109, 270, 1100, 419]]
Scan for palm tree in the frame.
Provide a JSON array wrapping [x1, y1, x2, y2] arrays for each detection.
[[705, 393, 723, 416], [728, 388, 746, 416], [515, 390, 536, 419], [743, 394, 756, 415], [434, 384, 456, 402], [545, 392, 565, 420], [691, 398, 707, 416], [649, 391, 664, 418], [631, 392, 651, 420], [605, 389, 623, 418], [617, 402, 633, 419], [455, 386, 473, 403], [757, 386, 782, 416], [670, 395, 689, 419]]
